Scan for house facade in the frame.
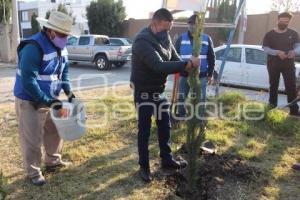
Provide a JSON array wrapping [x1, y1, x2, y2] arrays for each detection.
[[18, 0, 91, 38]]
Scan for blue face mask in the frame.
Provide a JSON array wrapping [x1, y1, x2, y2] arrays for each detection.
[[155, 31, 170, 48]]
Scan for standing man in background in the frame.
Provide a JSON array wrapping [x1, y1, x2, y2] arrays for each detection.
[[263, 12, 300, 116], [130, 8, 199, 183], [175, 14, 215, 118], [13, 11, 75, 186]]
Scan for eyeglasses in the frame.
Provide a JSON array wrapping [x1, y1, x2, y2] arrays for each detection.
[[54, 31, 68, 38]]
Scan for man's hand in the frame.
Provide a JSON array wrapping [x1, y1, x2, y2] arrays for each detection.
[[297, 90, 300, 99], [277, 51, 288, 60], [207, 76, 214, 85], [50, 99, 63, 110], [184, 60, 193, 72], [287, 50, 296, 59], [66, 91, 76, 103], [184, 56, 200, 72], [190, 56, 200, 68]]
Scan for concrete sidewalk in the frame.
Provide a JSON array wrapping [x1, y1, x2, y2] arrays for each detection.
[[0, 62, 16, 69]]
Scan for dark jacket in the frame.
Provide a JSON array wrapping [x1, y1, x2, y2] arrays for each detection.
[[175, 31, 215, 78], [130, 27, 187, 94]]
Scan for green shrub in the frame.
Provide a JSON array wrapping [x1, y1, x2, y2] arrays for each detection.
[[240, 102, 267, 121], [265, 109, 300, 136], [217, 92, 246, 107]]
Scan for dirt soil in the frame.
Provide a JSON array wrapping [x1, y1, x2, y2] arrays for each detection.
[[166, 153, 262, 200]]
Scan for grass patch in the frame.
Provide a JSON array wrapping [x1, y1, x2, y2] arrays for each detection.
[[217, 91, 246, 106], [265, 109, 300, 136], [0, 89, 300, 199], [0, 170, 7, 200]]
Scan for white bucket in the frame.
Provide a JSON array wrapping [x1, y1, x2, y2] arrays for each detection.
[[51, 99, 86, 141]]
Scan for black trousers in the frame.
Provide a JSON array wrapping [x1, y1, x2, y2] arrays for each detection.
[[134, 92, 173, 169], [267, 61, 299, 114]]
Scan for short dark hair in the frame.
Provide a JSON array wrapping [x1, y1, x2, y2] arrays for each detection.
[[152, 8, 173, 22], [278, 12, 293, 19], [188, 14, 197, 24]]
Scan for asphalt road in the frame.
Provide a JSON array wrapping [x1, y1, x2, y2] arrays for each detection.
[[68, 62, 132, 90], [0, 62, 289, 106], [0, 62, 133, 103]]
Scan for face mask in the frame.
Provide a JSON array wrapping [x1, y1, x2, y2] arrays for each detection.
[[188, 25, 196, 33], [155, 30, 169, 41], [52, 36, 68, 49], [278, 23, 288, 30]]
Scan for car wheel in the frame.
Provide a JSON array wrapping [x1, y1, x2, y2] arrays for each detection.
[[115, 61, 126, 68], [95, 55, 110, 70]]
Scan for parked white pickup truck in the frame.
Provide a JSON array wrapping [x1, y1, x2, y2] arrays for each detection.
[[67, 35, 132, 70]]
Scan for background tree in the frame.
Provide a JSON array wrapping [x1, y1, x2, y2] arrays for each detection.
[[45, 10, 51, 19], [86, 0, 126, 36], [31, 13, 40, 35], [46, 3, 76, 24], [0, 0, 11, 24], [208, 0, 222, 19], [271, 0, 300, 12], [217, 0, 237, 43]]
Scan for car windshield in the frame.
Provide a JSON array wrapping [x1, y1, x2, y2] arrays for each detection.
[[109, 39, 124, 46], [125, 38, 133, 45], [67, 36, 78, 45], [110, 38, 132, 46]]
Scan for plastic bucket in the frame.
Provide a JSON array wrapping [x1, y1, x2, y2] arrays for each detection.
[[51, 99, 86, 141]]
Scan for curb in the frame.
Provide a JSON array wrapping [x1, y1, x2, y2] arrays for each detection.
[[0, 63, 16, 69]]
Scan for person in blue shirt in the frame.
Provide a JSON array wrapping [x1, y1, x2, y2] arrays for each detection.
[[175, 14, 216, 118], [13, 11, 76, 186]]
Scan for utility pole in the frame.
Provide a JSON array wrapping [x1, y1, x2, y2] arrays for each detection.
[[238, 0, 246, 44], [12, 0, 20, 63], [162, 0, 167, 8]]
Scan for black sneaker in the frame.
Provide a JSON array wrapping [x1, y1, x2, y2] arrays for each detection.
[[161, 158, 188, 170], [30, 175, 46, 186], [45, 161, 72, 173], [138, 167, 152, 183], [292, 163, 300, 171], [289, 112, 300, 117]]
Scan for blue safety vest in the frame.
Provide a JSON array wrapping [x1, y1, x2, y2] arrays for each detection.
[[179, 32, 209, 73], [14, 32, 68, 101]]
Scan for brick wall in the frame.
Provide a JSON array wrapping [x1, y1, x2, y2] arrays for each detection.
[[122, 11, 300, 47]]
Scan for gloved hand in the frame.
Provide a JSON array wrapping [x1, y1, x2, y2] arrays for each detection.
[[50, 99, 63, 110], [66, 91, 76, 103]]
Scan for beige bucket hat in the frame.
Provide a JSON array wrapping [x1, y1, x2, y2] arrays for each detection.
[[37, 11, 78, 36]]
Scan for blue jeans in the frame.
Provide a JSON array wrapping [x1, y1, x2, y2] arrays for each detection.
[[177, 76, 208, 117], [134, 92, 173, 169]]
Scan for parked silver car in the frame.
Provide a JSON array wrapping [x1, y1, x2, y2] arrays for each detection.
[[67, 35, 132, 70]]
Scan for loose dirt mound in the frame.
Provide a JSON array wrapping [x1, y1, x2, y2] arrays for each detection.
[[166, 154, 262, 200]]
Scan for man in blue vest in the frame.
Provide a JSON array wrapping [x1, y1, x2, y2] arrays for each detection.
[[175, 14, 216, 118], [13, 11, 76, 186]]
